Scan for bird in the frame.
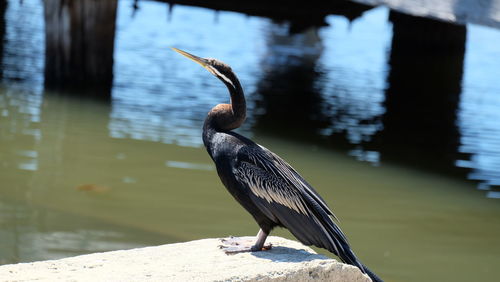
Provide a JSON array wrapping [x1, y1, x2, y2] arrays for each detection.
[[172, 47, 383, 282]]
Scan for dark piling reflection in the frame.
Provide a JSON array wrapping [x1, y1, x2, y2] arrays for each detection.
[[376, 11, 467, 174], [252, 10, 388, 159], [43, 0, 118, 99], [252, 24, 328, 140]]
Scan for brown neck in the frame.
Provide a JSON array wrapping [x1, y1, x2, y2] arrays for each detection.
[[206, 76, 246, 131]]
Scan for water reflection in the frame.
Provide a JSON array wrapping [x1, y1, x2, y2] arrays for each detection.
[[376, 11, 465, 173], [110, 1, 264, 146], [0, 0, 6, 79], [458, 23, 500, 196], [319, 9, 389, 162], [2, 0, 44, 91], [1, 1, 497, 193], [253, 8, 389, 166], [1, 0, 500, 277], [0, 87, 42, 173], [43, 0, 117, 97], [253, 23, 327, 138]]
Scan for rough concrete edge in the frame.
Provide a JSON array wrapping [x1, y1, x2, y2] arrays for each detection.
[[0, 237, 371, 282]]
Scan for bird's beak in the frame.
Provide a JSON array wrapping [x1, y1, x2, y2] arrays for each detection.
[[172, 47, 209, 68]]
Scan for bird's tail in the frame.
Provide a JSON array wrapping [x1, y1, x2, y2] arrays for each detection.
[[314, 205, 383, 281], [338, 245, 383, 282], [362, 263, 384, 282]]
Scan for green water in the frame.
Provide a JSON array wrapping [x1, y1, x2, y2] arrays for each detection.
[[1, 89, 500, 282]]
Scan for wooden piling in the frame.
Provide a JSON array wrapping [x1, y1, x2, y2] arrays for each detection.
[[43, 0, 118, 97]]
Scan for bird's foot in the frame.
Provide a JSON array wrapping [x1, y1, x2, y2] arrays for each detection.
[[218, 236, 272, 254]]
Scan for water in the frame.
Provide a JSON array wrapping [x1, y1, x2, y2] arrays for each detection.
[[1, 1, 500, 281]]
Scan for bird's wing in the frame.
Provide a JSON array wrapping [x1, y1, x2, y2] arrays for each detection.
[[234, 145, 361, 268], [255, 145, 336, 218]]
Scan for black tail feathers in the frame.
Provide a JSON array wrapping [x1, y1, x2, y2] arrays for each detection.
[[338, 247, 383, 281], [361, 263, 383, 282]]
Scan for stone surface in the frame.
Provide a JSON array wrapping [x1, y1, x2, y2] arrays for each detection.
[[0, 236, 370, 282]]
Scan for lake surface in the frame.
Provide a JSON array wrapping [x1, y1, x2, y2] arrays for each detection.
[[1, 1, 500, 282]]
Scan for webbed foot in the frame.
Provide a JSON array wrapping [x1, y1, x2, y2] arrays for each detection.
[[218, 236, 272, 254]]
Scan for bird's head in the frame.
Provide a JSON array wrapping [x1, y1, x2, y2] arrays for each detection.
[[172, 47, 238, 90], [172, 47, 246, 131]]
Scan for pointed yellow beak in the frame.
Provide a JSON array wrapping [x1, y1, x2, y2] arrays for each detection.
[[172, 47, 209, 68]]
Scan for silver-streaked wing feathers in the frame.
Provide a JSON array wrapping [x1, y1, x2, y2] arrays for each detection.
[[234, 145, 361, 268], [255, 144, 338, 220]]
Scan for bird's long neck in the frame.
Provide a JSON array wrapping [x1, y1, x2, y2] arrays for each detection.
[[204, 76, 246, 133]]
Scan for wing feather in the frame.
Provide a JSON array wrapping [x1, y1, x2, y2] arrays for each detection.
[[256, 145, 337, 220], [234, 145, 362, 269]]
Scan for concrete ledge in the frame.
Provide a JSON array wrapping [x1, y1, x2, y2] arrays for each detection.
[[0, 236, 370, 282]]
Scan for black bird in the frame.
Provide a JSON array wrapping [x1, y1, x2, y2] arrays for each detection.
[[172, 48, 383, 282]]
